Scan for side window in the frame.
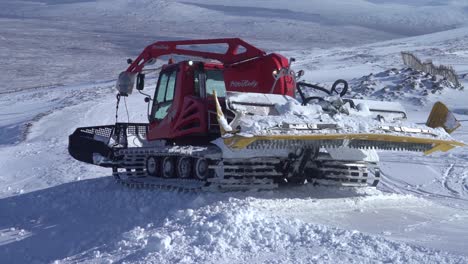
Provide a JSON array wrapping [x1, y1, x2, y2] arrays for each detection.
[[152, 69, 177, 120], [165, 72, 176, 101], [194, 71, 200, 97], [156, 72, 169, 103], [206, 70, 226, 97]]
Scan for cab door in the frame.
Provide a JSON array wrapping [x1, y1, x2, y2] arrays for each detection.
[[151, 68, 177, 122], [147, 66, 178, 141]]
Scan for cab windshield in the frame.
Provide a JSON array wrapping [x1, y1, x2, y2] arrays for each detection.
[[206, 70, 226, 97], [194, 69, 226, 97]]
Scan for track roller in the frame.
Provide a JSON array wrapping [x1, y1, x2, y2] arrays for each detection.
[[161, 157, 175, 178], [177, 157, 192, 178], [194, 158, 209, 180], [146, 156, 159, 177]]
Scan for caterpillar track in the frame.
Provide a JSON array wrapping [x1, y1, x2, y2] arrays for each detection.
[[70, 124, 380, 191], [111, 150, 381, 192]]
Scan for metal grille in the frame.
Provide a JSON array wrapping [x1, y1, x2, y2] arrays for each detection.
[[76, 123, 148, 147], [81, 126, 114, 138], [246, 138, 433, 153], [123, 123, 148, 138], [348, 140, 433, 152]]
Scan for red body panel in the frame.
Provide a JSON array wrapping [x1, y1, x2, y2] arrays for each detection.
[[148, 96, 207, 140], [224, 53, 294, 96], [128, 38, 293, 142]]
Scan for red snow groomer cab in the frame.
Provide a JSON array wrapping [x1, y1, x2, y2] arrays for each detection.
[[69, 38, 465, 191], [120, 38, 295, 141]]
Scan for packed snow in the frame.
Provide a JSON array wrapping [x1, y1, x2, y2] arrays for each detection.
[[1, 0, 468, 263], [348, 67, 464, 105], [225, 91, 453, 140]]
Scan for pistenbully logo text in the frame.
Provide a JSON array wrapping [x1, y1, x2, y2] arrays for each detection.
[[230, 80, 258, 88]]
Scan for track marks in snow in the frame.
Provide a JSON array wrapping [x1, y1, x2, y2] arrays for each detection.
[[0, 82, 120, 197], [442, 163, 461, 198], [379, 153, 468, 210], [459, 170, 468, 197], [381, 167, 468, 204]]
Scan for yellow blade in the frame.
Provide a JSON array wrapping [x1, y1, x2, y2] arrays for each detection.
[[426, 102, 461, 134], [222, 133, 465, 155]]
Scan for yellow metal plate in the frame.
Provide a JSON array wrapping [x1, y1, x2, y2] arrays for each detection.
[[426, 101, 461, 134], [223, 133, 465, 155]]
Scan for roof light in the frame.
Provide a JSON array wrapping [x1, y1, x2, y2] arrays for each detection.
[[188, 60, 194, 66]]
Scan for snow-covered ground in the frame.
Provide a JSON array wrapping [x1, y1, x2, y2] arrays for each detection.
[[1, 0, 468, 263]]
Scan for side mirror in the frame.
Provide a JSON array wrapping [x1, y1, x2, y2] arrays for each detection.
[[136, 73, 145, 91]]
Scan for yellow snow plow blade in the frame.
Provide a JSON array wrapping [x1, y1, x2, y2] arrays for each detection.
[[213, 93, 465, 155], [221, 133, 465, 155]]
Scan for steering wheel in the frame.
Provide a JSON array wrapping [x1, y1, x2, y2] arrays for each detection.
[[331, 79, 348, 97], [298, 79, 349, 106]]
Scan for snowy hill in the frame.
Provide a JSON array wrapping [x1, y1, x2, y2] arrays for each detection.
[[1, 0, 468, 263], [1, 0, 468, 94]]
